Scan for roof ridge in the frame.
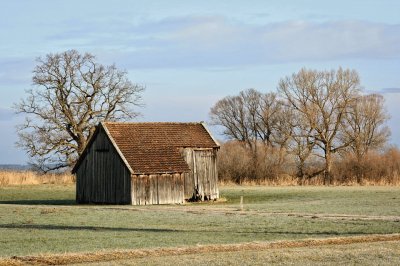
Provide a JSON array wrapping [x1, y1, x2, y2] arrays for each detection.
[[103, 121, 205, 125]]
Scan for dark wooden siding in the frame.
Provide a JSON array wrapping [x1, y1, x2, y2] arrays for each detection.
[[183, 148, 219, 200], [131, 173, 184, 205], [76, 127, 131, 204]]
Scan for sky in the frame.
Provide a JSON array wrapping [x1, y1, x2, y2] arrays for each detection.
[[0, 0, 400, 164]]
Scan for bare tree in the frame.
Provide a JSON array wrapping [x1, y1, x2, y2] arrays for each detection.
[[278, 67, 361, 184], [340, 93, 390, 182], [210, 89, 261, 179], [238, 89, 264, 151], [210, 89, 291, 180], [15, 50, 144, 172], [209, 93, 251, 147], [254, 92, 278, 146], [288, 114, 322, 182], [271, 101, 294, 165], [210, 89, 287, 149], [342, 93, 390, 159]]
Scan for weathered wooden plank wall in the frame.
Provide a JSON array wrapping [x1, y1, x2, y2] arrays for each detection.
[[182, 148, 195, 199], [182, 148, 219, 201], [131, 173, 184, 205], [76, 127, 131, 204]]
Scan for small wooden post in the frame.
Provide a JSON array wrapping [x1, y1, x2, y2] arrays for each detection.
[[240, 196, 244, 211]]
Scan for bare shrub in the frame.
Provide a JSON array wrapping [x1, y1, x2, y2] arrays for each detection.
[[218, 141, 400, 186], [332, 147, 400, 185], [218, 141, 289, 184], [217, 141, 252, 184], [254, 144, 286, 182]]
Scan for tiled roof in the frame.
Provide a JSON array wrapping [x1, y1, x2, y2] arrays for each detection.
[[103, 122, 219, 174]]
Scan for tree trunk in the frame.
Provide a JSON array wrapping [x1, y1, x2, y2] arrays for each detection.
[[251, 140, 258, 180], [356, 153, 363, 184], [297, 159, 305, 184], [324, 150, 332, 185], [251, 152, 258, 181]]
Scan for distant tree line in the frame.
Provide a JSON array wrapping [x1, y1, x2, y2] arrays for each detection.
[[211, 68, 394, 185]]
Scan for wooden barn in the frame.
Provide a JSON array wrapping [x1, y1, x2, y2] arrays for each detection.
[[72, 122, 220, 205]]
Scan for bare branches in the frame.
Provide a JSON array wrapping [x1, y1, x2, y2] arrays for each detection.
[[211, 67, 390, 184], [15, 50, 144, 172], [210, 89, 293, 179], [210, 89, 290, 151], [278, 67, 361, 184], [341, 94, 390, 159]]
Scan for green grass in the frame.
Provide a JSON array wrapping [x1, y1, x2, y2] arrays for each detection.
[[0, 185, 399, 258], [222, 186, 400, 216], [0, 184, 75, 205]]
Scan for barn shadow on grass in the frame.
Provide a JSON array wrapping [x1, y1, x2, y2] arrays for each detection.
[[0, 223, 378, 237], [0, 199, 76, 205], [0, 223, 179, 233]]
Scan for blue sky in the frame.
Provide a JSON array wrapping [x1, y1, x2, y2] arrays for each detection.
[[1, 0, 400, 164]]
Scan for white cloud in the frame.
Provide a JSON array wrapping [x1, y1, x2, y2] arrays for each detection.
[[85, 17, 400, 69], [3, 16, 400, 73]]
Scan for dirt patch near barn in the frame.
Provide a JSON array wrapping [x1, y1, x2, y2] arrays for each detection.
[[3, 234, 400, 265]]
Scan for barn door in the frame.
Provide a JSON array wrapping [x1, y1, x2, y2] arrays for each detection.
[[193, 149, 218, 200]]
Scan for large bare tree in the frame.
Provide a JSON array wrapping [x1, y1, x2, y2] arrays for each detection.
[[332, 93, 390, 183], [15, 50, 144, 172], [341, 93, 390, 162], [278, 67, 361, 184]]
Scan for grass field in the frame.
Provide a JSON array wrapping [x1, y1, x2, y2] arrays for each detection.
[[79, 241, 400, 266], [0, 185, 399, 264]]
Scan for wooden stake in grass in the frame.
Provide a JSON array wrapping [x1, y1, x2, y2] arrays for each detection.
[[240, 196, 244, 211]]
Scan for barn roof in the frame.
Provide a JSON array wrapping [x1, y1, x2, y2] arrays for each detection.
[[73, 122, 219, 175]]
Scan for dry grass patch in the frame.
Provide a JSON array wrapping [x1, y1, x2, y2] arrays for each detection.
[[3, 234, 400, 265], [0, 171, 75, 186], [219, 175, 400, 186]]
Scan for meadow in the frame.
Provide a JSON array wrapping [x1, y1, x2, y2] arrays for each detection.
[[0, 184, 399, 265]]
